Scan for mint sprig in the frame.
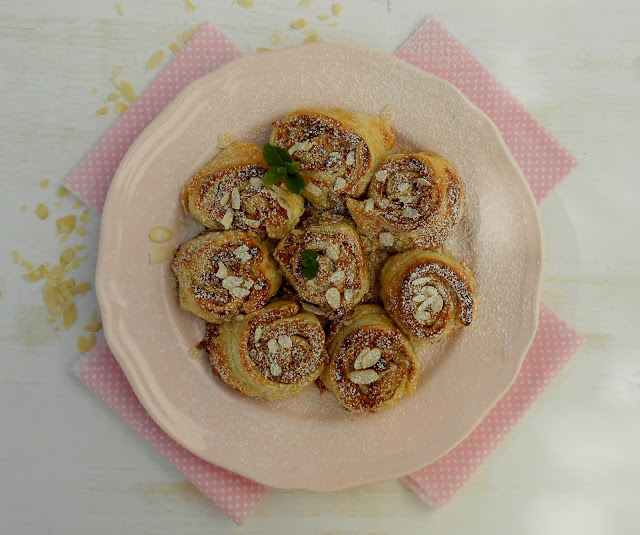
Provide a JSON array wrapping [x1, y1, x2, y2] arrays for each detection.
[[262, 143, 306, 195], [300, 249, 320, 280]]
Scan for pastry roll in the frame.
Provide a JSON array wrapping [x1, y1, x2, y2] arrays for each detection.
[[274, 215, 370, 319], [347, 151, 464, 251], [207, 301, 328, 400], [380, 249, 475, 341], [321, 305, 419, 413], [270, 108, 395, 210], [172, 230, 281, 323], [182, 142, 304, 239]]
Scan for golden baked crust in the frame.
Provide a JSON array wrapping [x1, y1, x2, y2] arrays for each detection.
[[347, 151, 464, 251], [182, 142, 304, 239], [208, 301, 328, 400], [270, 108, 395, 210], [320, 304, 419, 412], [274, 214, 370, 320], [172, 230, 281, 323], [380, 249, 475, 341]]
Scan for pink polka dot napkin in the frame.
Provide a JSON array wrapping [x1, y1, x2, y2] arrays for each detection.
[[66, 18, 582, 523]]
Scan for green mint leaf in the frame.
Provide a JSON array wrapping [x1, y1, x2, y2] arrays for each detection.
[[263, 167, 287, 185], [285, 171, 306, 195], [286, 161, 300, 174], [263, 143, 292, 167], [300, 249, 320, 280]]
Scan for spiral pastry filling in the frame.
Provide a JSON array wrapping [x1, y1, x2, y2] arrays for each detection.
[[182, 142, 304, 238], [270, 109, 395, 209], [274, 216, 370, 318], [347, 152, 464, 250], [322, 305, 419, 412], [207, 301, 327, 400], [381, 250, 475, 341], [172, 231, 281, 323], [243, 302, 327, 383]]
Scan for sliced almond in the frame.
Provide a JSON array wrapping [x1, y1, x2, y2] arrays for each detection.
[[35, 203, 49, 220], [217, 131, 236, 149], [277, 335, 293, 349], [71, 281, 91, 295], [256, 47, 270, 53], [221, 208, 234, 229], [304, 34, 323, 44], [231, 187, 241, 210], [317, 13, 331, 21], [270, 362, 282, 376], [345, 151, 356, 165], [149, 226, 173, 243], [237, 0, 254, 7], [349, 369, 378, 385], [188, 347, 205, 359], [185, 0, 196, 12], [56, 187, 69, 198], [60, 248, 76, 265], [146, 49, 166, 71], [332, 3, 343, 16], [182, 25, 199, 43], [291, 17, 307, 29], [21, 259, 34, 271], [149, 246, 175, 264], [254, 325, 263, 342], [56, 215, 77, 234], [169, 42, 181, 54], [63, 303, 77, 330], [220, 191, 231, 207], [115, 3, 124, 15], [375, 169, 388, 182], [76, 225, 87, 237], [216, 261, 228, 279], [298, 0, 312, 6], [12, 251, 19, 264], [333, 177, 347, 191], [229, 287, 250, 298], [267, 338, 279, 353], [222, 276, 243, 289], [379, 232, 395, 247], [364, 198, 375, 212], [96, 107, 109, 116], [115, 101, 128, 115], [380, 104, 395, 123], [78, 333, 96, 354], [328, 269, 345, 284], [325, 287, 341, 309]]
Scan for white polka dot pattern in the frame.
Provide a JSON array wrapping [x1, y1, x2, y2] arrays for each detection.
[[396, 19, 578, 203], [403, 305, 584, 506], [64, 22, 243, 213], [74, 339, 267, 524], [68, 18, 583, 519]]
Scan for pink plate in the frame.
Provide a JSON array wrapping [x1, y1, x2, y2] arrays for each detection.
[[96, 43, 542, 491]]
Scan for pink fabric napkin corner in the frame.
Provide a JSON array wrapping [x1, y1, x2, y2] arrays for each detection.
[[66, 19, 582, 524]]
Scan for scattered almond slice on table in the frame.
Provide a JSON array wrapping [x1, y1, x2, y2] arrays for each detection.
[[291, 18, 307, 30], [35, 203, 48, 220], [146, 49, 166, 71], [115, 2, 124, 15], [185, 0, 196, 12], [40, 178, 49, 188], [182, 25, 199, 44], [237, 0, 254, 8], [332, 2, 343, 16], [78, 333, 96, 354], [304, 34, 323, 43], [317, 14, 331, 21], [169, 42, 181, 54]]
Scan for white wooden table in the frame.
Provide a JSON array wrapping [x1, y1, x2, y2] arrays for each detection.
[[2, 1, 639, 533]]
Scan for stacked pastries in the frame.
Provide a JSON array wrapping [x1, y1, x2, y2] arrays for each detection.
[[173, 108, 477, 413]]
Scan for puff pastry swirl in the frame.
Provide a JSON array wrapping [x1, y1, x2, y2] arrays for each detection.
[[207, 301, 327, 400], [321, 304, 419, 412], [172, 230, 281, 323]]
